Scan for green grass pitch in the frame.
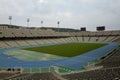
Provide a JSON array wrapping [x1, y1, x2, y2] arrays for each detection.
[[23, 43, 107, 57]]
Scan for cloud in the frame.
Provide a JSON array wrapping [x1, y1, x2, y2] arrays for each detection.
[[0, 0, 120, 30], [38, 0, 48, 4]]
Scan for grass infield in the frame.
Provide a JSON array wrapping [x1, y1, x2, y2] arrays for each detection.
[[23, 43, 107, 57]]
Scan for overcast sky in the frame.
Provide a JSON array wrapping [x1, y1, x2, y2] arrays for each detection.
[[0, 0, 120, 31]]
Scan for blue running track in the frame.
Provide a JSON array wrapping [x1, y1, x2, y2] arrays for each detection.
[[0, 42, 118, 70]]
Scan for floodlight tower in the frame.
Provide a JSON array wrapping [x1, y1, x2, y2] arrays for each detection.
[[9, 16, 12, 25], [27, 18, 30, 27], [57, 21, 60, 32], [41, 20, 43, 27]]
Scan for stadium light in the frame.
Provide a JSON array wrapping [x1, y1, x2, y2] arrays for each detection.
[[57, 21, 60, 32], [9, 16, 12, 25], [41, 20, 43, 27], [27, 18, 30, 27]]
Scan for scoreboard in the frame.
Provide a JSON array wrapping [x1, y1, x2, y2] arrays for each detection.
[[97, 26, 105, 31], [81, 27, 86, 31]]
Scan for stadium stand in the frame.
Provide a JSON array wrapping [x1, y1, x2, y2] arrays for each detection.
[[0, 24, 120, 48], [96, 47, 120, 68], [63, 67, 120, 80], [4, 72, 66, 80], [0, 72, 20, 80], [62, 47, 120, 80], [0, 41, 9, 48]]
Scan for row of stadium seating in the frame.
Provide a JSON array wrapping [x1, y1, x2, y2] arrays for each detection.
[[0, 24, 120, 38], [4, 72, 65, 80], [0, 29, 120, 38], [96, 47, 120, 68], [0, 36, 120, 49], [0, 38, 73, 48], [0, 72, 19, 80], [63, 67, 120, 80], [62, 47, 120, 80], [76, 36, 120, 42], [0, 25, 69, 37]]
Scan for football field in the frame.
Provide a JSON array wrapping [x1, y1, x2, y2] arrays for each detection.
[[23, 42, 107, 57], [4, 42, 107, 61]]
